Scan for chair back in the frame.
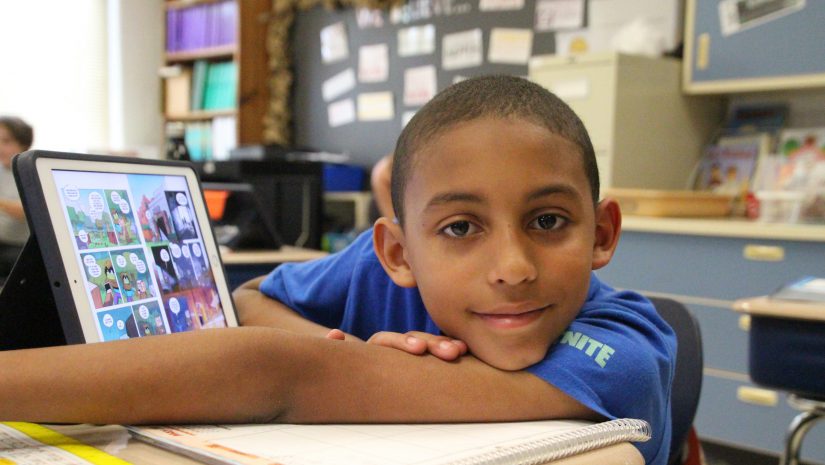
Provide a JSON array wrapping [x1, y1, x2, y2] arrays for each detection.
[[648, 296, 704, 465]]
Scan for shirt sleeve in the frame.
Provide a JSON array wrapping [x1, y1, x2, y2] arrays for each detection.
[[258, 229, 374, 329], [526, 275, 677, 465]]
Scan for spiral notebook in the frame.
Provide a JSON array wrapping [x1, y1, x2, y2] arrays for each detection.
[[127, 418, 650, 465]]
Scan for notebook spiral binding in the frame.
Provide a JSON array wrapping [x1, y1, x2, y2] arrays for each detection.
[[447, 418, 651, 465]]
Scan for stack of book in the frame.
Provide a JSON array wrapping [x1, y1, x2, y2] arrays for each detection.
[[166, 0, 238, 53], [164, 60, 237, 116]]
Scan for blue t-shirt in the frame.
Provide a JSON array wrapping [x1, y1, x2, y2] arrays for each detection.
[[260, 229, 676, 465]]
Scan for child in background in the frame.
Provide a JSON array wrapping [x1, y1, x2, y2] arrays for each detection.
[[0, 116, 33, 277], [1, 76, 675, 465]]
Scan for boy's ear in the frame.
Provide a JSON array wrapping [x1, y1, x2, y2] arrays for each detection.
[[373, 217, 417, 288], [591, 198, 622, 270]]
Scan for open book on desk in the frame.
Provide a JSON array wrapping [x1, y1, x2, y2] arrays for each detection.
[[128, 418, 650, 465]]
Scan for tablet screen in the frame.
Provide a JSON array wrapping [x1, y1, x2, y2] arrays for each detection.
[[44, 166, 236, 342]]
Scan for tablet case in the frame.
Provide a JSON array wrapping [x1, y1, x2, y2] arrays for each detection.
[[0, 150, 233, 350]]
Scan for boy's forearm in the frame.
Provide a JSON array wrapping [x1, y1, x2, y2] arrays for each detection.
[[1, 326, 597, 425], [0, 328, 293, 424], [233, 277, 334, 338]]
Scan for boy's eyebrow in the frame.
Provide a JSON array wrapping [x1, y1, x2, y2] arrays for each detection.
[[526, 184, 581, 202], [424, 184, 581, 210], [425, 192, 485, 208]]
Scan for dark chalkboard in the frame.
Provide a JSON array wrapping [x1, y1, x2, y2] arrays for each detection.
[[290, 0, 562, 168]]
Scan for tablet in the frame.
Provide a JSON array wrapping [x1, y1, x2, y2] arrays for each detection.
[[8, 150, 238, 344]]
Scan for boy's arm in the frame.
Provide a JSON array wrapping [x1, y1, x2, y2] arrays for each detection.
[[234, 277, 466, 358], [0, 327, 598, 425], [233, 276, 338, 338]]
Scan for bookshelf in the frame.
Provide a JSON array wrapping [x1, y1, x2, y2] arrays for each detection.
[[162, 0, 270, 161]]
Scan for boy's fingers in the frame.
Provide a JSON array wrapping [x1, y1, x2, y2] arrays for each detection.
[[368, 332, 428, 354], [325, 329, 347, 340], [405, 332, 468, 360]]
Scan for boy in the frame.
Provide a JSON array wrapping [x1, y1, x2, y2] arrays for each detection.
[[234, 75, 676, 464], [0, 76, 675, 465]]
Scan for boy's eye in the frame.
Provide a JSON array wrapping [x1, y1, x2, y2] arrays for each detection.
[[529, 214, 566, 231], [441, 220, 478, 238]]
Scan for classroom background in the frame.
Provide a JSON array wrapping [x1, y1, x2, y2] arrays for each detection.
[[1, 0, 825, 464]]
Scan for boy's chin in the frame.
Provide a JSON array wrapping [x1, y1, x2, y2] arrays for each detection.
[[472, 346, 547, 372]]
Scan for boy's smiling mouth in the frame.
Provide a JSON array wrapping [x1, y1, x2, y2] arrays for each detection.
[[472, 304, 549, 329]]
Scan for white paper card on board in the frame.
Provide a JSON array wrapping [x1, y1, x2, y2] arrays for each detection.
[[356, 8, 384, 29], [479, 0, 524, 11], [534, 0, 585, 31], [398, 24, 436, 57], [488, 28, 533, 65], [322, 68, 356, 102], [403, 65, 438, 106], [358, 44, 390, 83], [357, 92, 395, 121], [328, 98, 356, 127], [442, 29, 484, 71], [320, 22, 349, 64]]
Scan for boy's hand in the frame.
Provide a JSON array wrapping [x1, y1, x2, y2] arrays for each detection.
[[325, 329, 363, 342], [366, 331, 468, 361]]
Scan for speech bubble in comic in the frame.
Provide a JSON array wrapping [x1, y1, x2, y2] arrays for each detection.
[[116, 320, 125, 330], [64, 185, 80, 201], [129, 253, 140, 265], [78, 230, 88, 243], [182, 244, 190, 258], [170, 243, 181, 258], [103, 314, 114, 328], [192, 243, 202, 257], [176, 193, 188, 206], [88, 264, 102, 278], [135, 260, 147, 274], [139, 305, 150, 319], [116, 255, 127, 268], [83, 255, 96, 267], [88, 192, 105, 213], [110, 191, 122, 204], [168, 298, 180, 314], [160, 249, 170, 262], [119, 200, 130, 214]]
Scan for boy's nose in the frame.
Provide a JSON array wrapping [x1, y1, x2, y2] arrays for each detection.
[[487, 228, 538, 286]]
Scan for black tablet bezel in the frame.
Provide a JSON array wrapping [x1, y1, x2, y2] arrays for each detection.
[[11, 150, 239, 344]]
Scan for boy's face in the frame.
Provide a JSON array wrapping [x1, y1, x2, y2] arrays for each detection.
[[379, 117, 619, 371]]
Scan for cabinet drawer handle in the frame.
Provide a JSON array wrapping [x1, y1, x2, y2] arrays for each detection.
[[738, 315, 751, 331], [696, 33, 710, 70], [743, 244, 785, 262], [736, 386, 778, 407]]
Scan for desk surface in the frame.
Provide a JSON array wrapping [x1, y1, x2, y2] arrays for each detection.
[[734, 296, 825, 322], [50, 424, 644, 465], [221, 246, 328, 265]]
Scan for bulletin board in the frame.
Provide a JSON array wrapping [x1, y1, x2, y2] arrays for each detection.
[[290, 0, 552, 167], [288, 0, 682, 167], [683, 0, 825, 94]]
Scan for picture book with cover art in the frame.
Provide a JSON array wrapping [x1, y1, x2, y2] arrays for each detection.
[[692, 143, 760, 196]]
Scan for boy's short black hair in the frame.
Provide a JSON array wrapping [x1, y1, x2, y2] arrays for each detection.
[[390, 75, 598, 226], [0, 116, 34, 151]]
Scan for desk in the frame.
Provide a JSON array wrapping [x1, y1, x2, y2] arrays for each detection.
[[45, 424, 644, 465], [734, 297, 825, 465], [220, 247, 328, 289]]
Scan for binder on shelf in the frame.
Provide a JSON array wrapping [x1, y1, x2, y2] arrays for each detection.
[[191, 60, 209, 111], [164, 66, 192, 117]]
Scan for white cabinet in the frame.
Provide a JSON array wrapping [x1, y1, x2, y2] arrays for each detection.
[[529, 53, 724, 191]]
